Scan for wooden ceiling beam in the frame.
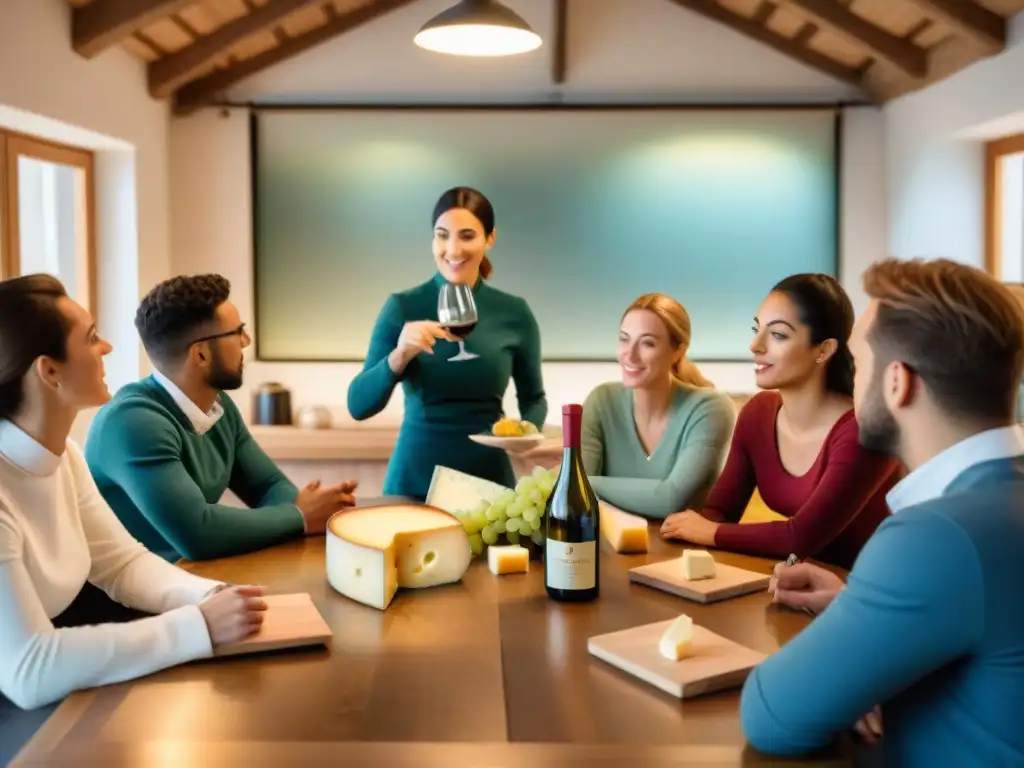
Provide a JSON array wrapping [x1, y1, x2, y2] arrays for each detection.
[[73, 0, 193, 58], [149, 0, 321, 97], [901, 0, 1005, 53], [173, 0, 420, 115], [552, 0, 568, 85], [780, 0, 928, 77], [663, 0, 868, 92]]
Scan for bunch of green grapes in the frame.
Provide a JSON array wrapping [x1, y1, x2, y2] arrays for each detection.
[[453, 466, 558, 555]]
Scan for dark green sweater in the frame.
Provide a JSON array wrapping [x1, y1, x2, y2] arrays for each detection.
[[85, 376, 304, 562], [348, 272, 547, 498]]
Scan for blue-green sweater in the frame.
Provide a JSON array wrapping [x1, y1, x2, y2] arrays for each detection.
[[741, 455, 1024, 765]]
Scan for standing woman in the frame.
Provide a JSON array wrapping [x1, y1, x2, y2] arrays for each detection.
[[347, 187, 547, 499], [660, 274, 903, 569], [0, 275, 266, 759], [579, 294, 736, 517]]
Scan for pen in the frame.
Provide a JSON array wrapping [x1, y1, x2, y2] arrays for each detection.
[[782, 553, 816, 617]]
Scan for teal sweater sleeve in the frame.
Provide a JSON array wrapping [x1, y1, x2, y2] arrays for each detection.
[[583, 392, 736, 518], [99, 402, 305, 561], [225, 400, 300, 509], [512, 297, 547, 427], [739, 512, 983, 756], [348, 294, 403, 421]]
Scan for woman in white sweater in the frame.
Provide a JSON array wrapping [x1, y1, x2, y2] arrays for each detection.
[[0, 274, 267, 714]]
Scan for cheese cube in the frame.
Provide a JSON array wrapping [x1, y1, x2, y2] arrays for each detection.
[[599, 502, 649, 553], [487, 544, 529, 575], [658, 614, 694, 661], [681, 549, 716, 581], [326, 504, 472, 610]]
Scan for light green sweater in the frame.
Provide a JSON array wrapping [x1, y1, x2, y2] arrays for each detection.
[[581, 381, 737, 518]]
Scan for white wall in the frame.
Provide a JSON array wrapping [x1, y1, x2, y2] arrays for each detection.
[[171, 0, 886, 427], [0, 0, 172, 443], [886, 12, 1024, 267]]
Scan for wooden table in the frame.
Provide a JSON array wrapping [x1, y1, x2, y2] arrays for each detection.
[[13, 502, 854, 767]]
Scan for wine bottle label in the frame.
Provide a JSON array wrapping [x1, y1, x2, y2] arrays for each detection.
[[545, 540, 596, 590]]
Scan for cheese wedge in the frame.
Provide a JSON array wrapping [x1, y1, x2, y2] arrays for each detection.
[[681, 549, 716, 581], [425, 465, 510, 514], [658, 614, 694, 661], [487, 544, 529, 575], [326, 504, 471, 610], [599, 502, 649, 553]]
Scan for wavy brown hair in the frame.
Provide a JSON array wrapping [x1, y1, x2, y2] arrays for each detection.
[[863, 258, 1024, 423]]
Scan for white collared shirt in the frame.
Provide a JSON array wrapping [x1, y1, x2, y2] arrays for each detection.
[[152, 370, 224, 436], [886, 424, 1024, 513]]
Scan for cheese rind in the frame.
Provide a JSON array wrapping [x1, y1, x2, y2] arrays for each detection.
[[599, 502, 649, 553], [487, 544, 529, 575], [658, 614, 694, 661], [326, 504, 472, 610], [681, 549, 717, 581]]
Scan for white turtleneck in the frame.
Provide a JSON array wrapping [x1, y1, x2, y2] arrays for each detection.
[[0, 419, 223, 710]]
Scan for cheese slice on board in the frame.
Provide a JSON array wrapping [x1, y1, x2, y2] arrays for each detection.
[[682, 549, 717, 580], [425, 465, 510, 514], [326, 504, 471, 610], [658, 614, 694, 661], [599, 502, 649, 553]]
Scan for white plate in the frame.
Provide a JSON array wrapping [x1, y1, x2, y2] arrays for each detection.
[[469, 433, 547, 453]]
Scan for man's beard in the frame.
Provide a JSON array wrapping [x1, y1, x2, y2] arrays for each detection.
[[206, 348, 243, 391], [858, 373, 900, 457]]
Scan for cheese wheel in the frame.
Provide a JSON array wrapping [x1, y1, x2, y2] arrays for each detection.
[[326, 504, 471, 610]]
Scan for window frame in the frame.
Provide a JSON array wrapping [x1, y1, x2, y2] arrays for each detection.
[[984, 131, 1024, 280], [0, 129, 97, 314]]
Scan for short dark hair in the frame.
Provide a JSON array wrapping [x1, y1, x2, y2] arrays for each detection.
[[432, 186, 496, 279], [771, 273, 856, 397], [0, 274, 70, 420], [863, 258, 1024, 423], [136, 274, 231, 365]]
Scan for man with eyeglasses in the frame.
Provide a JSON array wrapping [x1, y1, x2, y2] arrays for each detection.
[[85, 274, 358, 562]]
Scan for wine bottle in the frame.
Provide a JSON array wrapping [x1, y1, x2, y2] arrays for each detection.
[[544, 403, 600, 602]]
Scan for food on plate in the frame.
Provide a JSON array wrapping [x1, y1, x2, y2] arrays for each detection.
[[491, 418, 540, 437]]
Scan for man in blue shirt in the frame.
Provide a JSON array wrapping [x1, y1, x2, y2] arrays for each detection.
[[741, 258, 1024, 766]]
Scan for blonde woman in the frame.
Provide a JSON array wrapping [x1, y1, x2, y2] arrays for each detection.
[[576, 294, 736, 518]]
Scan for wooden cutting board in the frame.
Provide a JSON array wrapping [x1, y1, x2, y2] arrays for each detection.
[[629, 555, 771, 604], [213, 593, 333, 658], [588, 619, 766, 699]]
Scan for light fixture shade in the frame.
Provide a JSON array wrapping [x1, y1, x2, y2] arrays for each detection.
[[413, 0, 542, 57]]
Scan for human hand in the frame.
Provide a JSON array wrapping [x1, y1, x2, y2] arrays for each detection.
[[296, 479, 358, 534], [659, 510, 720, 546], [769, 562, 844, 615], [854, 705, 883, 744], [388, 321, 459, 373], [198, 585, 268, 646]]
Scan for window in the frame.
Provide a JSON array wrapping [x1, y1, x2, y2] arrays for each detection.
[[985, 132, 1024, 282], [0, 130, 96, 313]]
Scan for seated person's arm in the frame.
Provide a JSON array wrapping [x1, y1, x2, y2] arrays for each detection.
[[348, 295, 404, 421], [0, 511, 216, 710], [713, 425, 895, 560], [740, 513, 982, 756], [100, 403, 305, 561], [587, 398, 737, 518], [695, 406, 757, 523], [225, 399, 300, 508]]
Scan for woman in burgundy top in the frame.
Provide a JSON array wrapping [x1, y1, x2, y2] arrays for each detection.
[[660, 273, 903, 569]]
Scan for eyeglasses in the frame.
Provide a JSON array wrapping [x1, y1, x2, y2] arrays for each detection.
[[187, 323, 249, 347]]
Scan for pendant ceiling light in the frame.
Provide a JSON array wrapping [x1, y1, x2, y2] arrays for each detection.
[[413, 0, 542, 57]]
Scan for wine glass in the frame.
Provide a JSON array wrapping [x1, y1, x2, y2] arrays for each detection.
[[437, 282, 479, 362]]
